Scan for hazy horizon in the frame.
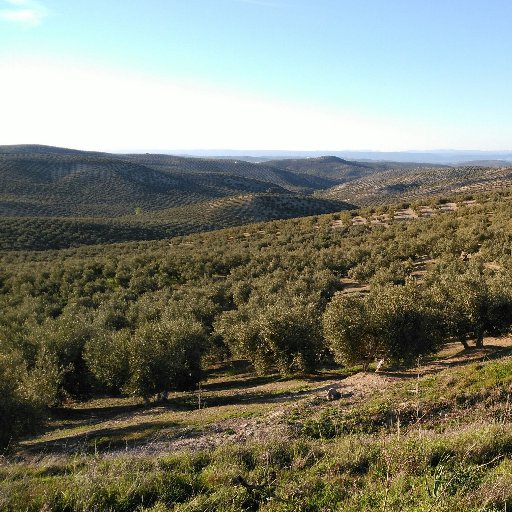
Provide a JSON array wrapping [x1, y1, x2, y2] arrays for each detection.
[[5, 143, 512, 166]]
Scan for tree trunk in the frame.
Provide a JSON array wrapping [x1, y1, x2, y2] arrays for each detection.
[[459, 338, 470, 350], [475, 333, 484, 348]]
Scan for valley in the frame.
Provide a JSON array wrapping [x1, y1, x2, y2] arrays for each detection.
[[2, 146, 512, 510]]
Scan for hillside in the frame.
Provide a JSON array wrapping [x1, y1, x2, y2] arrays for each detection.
[[4, 336, 512, 510], [0, 146, 343, 217], [122, 153, 339, 192], [265, 155, 378, 181], [0, 148, 290, 217], [0, 145, 355, 249], [2, 185, 512, 510], [320, 164, 512, 205], [0, 194, 351, 251], [5, 146, 512, 251]]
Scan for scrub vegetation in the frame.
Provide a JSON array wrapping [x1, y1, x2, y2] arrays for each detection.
[[2, 147, 512, 510]]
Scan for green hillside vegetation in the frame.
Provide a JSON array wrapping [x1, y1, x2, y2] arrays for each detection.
[[122, 153, 340, 192], [0, 151, 288, 217], [3, 147, 512, 509], [0, 146, 357, 249], [3, 145, 512, 251], [0, 145, 350, 218], [266, 155, 378, 181], [0, 194, 352, 251], [265, 155, 435, 181], [320, 164, 512, 205], [2, 187, 512, 430]]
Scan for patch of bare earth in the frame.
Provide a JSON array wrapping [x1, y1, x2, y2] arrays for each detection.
[[134, 337, 512, 454], [18, 338, 512, 459]]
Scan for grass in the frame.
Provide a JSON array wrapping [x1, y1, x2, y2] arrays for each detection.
[[297, 354, 512, 440], [3, 424, 512, 511], [3, 345, 512, 511], [18, 366, 333, 454]]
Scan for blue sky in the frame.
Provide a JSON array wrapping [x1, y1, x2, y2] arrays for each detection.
[[1, 0, 511, 152]]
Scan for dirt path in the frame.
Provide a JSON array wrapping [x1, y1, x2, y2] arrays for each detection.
[[18, 338, 512, 459], [130, 338, 512, 454]]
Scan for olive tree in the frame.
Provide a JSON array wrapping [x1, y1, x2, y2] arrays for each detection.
[[84, 329, 130, 393], [125, 316, 206, 401], [427, 262, 512, 348], [322, 293, 377, 370], [215, 298, 322, 375], [0, 351, 49, 449], [323, 282, 442, 370]]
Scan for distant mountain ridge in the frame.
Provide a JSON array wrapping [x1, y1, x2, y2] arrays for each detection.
[[2, 145, 512, 250], [173, 148, 512, 165]]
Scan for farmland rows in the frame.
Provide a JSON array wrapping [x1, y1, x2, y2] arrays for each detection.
[[321, 165, 512, 205], [122, 154, 339, 191], [0, 194, 352, 251], [330, 199, 477, 229]]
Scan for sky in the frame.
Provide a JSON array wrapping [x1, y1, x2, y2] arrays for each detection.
[[1, 0, 511, 152]]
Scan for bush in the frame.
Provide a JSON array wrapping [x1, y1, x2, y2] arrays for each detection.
[[215, 298, 322, 375], [84, 329, 131, 393], [323, 282, 442, 369], [0, 352, 41, 449], [427, 262, 512, 348], [125, 317, 206, 400]]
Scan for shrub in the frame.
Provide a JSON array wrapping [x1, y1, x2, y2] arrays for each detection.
[[427, 262, 512, 348], [125, 316, 206, 399], [215, 299, 322, 375], [323, 282, 442, 369], [84, 329, 131, 393], [0, 352, 41, 449]]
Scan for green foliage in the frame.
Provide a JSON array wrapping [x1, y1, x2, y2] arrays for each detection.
[[3, 176, 512, 446], [30, 306, 95, 396], [216, 298, 322, 375], [2, 423, 512, 511], [323, 281, 443, 368], [22, 347, 63, 407], [427, 261, 512, 348], [84, 329, 131, 393], [125, 317, 206, 398], [0, 352, 41, 448], [322, 294, 376, 369]]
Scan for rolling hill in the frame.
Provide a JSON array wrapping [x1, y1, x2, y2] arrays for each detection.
[[0, 145, 355, 250], [4, 145, 512, 251], [319, 164, 512, 205], [266, 155, 380, 181], [0, 193, 351, 251]]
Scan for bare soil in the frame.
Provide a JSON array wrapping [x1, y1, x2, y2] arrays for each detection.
[[18, 338, 512, 459]]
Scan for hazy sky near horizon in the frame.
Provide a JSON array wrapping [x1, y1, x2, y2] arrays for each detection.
[[1, 0, 511, 152]]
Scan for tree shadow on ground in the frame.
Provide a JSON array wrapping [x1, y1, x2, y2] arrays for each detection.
[[21, 419, 185, 455], [45, 403, 146, 432], [380, 342, 512, 378]]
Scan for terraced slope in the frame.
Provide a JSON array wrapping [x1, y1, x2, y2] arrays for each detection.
[[122, 153, 338, 191], [320, 165, 512, 205], [5, 145, 512, 251], [0, 194, 353, 251], [265, 155, 446, 181], [0, 150, 292, 217], [0, 145, 354, 250]]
